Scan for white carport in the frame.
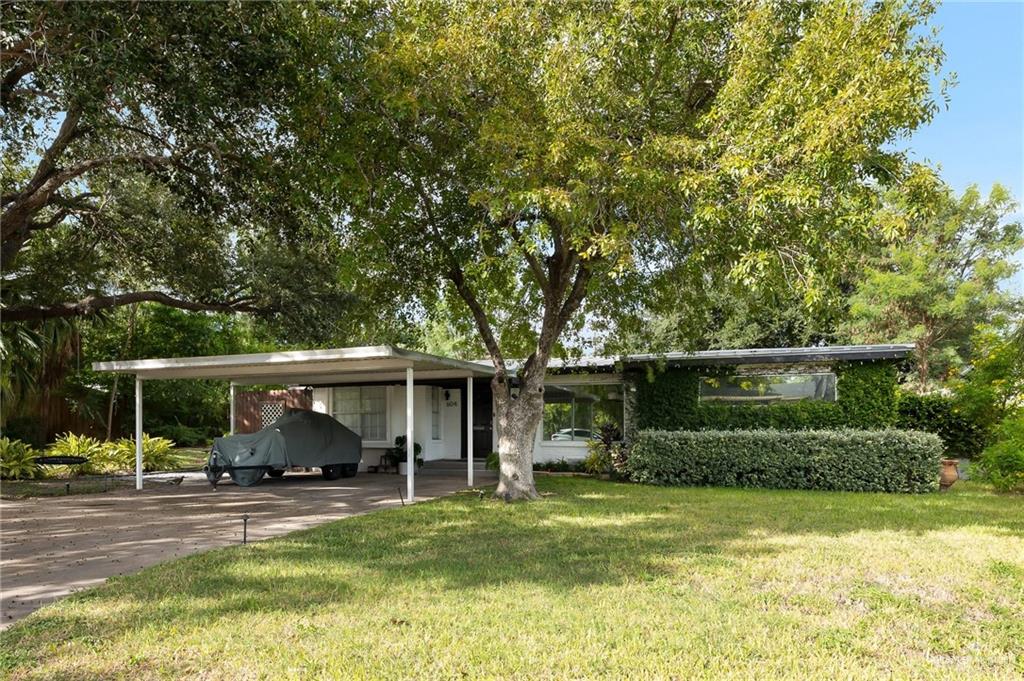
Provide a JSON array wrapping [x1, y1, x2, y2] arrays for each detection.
[[92, 345, 494, 500]]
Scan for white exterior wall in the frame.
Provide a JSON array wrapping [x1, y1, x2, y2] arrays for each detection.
[[311, 384, 462, 468], [442, 389, 461, 455], [533, 435, 589, 463]]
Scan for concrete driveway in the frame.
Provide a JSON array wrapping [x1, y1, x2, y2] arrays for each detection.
[[0, 468, 493, 627]]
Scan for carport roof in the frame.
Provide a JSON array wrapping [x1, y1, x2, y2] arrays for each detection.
[[92, 345, 494, 385]]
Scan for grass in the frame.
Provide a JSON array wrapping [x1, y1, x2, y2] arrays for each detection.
[[165, 446, 209, 470], [2, 477, 1022, 679]]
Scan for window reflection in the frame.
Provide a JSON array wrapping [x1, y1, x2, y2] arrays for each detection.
[[543, 384, 624, 441], [699, 373, 836, 404]]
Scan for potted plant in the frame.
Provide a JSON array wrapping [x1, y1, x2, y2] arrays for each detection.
[[383, 435, 423, 474]]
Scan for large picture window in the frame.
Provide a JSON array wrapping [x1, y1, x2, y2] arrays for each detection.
[[699, 373, 836, 404], [331, 386, 388, 441], [542, 383, 624, 442]]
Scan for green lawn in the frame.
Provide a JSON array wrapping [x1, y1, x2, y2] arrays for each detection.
[[2, 478, 1022, 679]]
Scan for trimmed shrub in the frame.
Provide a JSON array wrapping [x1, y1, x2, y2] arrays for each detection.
[[626, 429, 942, 493], [976, 414, 1024, 493], [0, 437, 42, 479], [633, 362, 900, 432], [896, 392, 987, 458]]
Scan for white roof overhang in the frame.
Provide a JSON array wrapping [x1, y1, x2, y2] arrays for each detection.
[[92, 345, 494, 385]]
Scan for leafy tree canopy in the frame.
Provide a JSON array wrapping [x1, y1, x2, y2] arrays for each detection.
[[314, 0, 946, 498], [0, 1, 357, 337]]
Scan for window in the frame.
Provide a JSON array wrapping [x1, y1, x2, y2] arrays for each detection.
[[699, 373, 836, 404], [331, 386, 387, 441], [542, 383, 624, 442], [431, 387, 442, 440]]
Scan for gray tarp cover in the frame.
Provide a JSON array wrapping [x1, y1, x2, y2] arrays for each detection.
[[208, 409, 361, 486]]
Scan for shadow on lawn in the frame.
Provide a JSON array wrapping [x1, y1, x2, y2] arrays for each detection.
[[4, 477, 1022, 657]]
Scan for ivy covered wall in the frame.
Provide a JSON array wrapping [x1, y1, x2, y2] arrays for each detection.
[[631, 361, 900, 432]]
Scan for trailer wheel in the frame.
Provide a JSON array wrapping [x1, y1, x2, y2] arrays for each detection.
[[321, 464, 344, 481], [340, 464, 358, 478], [267, 469, 285, 478]]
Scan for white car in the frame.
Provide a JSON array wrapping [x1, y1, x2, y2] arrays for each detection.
[[550, 428, 596, 441]]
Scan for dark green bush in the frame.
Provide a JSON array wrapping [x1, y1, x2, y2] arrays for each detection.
[[976, 413, 1024, 493], [633, 362, 899, 432], [494, 451, 584, 473], [896, 392, 987, 458], [149, 422, 211, 448], [533, 458, 583, 473], [626, 429, 942, 493]]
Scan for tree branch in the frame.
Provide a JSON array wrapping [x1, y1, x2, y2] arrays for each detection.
[[404, 169, 510, 378], [559, 263, 592, 322], [2, 149, 177, 251], [509, 217, 551, 299], [1, 60, 38, 107], [25, 103, 83, 193], [446, 264, 507, 377], [2, 291, 266, 322]]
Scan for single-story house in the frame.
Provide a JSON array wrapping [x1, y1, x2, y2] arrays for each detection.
[[93, 343, 913, 497]]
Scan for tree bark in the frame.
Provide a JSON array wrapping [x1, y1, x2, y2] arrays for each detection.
[[492, 370, 546, 501], [106, 373, 119, 441]]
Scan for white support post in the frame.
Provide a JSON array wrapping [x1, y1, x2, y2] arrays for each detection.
[[135, 376, 143, 491], [466, 376, 474, 486], [406, 367, 415, 503], [229, 382, 236, 435]]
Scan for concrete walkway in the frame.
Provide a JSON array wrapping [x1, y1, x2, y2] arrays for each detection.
[[0, 468, 493, 627]]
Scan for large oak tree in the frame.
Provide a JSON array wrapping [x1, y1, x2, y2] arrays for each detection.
[[319, 0, 945, 499], [1, 2, 355, 330]]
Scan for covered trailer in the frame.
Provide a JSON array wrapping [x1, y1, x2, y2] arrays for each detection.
[[205, 409, 361, 487]]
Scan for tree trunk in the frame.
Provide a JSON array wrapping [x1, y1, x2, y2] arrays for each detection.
[[916, 339, 930, 389], [106, 373, 119, 441], [444, 246, 593, 502], [492, 370, 547, 501]]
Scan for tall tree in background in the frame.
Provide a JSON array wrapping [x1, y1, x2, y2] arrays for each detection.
[[322, 0, 945, 499], [604, 285, 844, 355], [845, 184, 1023, 389]]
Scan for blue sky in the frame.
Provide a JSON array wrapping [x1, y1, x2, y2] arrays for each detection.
[[901, 1, 1023, 293]]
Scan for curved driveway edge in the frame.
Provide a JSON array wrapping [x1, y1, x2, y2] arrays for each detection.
[[1, 469, 493, 627]]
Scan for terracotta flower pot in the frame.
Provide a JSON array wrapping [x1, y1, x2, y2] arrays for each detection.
[[939, 458, 960, 492]]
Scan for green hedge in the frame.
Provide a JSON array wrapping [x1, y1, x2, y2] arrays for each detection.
[[976, 413, 1024, 492], [896, 392, 987, 458], [632, 362, 899, 432], [626, 429, 942, 493]]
